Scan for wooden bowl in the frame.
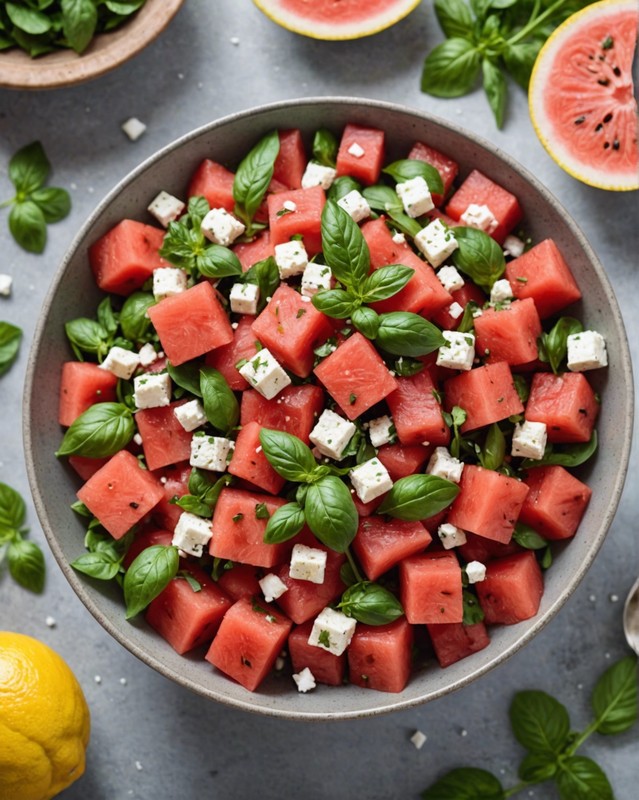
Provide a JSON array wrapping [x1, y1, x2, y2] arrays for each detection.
[[0, 0, 184, 90]]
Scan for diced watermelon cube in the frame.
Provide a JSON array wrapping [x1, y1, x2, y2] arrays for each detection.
[[273, 129, 306, 189], [240, 384, 324, 444], [267, 186, 326, 256], [399, 551, 463, 624], [519, 465, 592, 540], [68, 455, 110, 481], [352, 517, 432, 581], [376, 443, 432, 481], [205, 596, 292, 691], [525, 372, 599, 443], [432, 279, 488, 331], [476, 551, 543, 625], [76, 450, 164, 540], [444, 361, 524, 433], [187, 159, 235, 212], [150, 462, 191, 532], [228, 421, 286, 495], [336, 123, 385, 185], [348, 618, 414, 693], [123, 527, 173, 569], [204, 315, 259, 391], [408, 141, 459, 207], [232, 231, 274, 272], [314, 332, 398, 420], [288, 620, 345, 686], [427, 621, 490, 668], [457, 532, 523, 564], [216, 563, 262, 601], [387, 370, 450, 447], [147, 281, 233, 366], [58, 362, 118, 427], [135, 400, 193, 471], [445, 169, 523, 244], [474, 298, 543, 366]]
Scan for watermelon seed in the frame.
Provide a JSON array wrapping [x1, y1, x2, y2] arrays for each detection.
[[613, 66, 621, 77], [574, 116, 586, 125], [613, 140, 620, 151], [597, 78, 611, 86], [603, 113, 613, 123]]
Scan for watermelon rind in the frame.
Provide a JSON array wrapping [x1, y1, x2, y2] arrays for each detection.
[[529, 0, 639, 191], [252, 0, 421, 41]]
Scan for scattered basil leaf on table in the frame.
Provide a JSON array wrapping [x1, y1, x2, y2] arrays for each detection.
[[0, 322, 22, 376], [0, 482, 45, 593]]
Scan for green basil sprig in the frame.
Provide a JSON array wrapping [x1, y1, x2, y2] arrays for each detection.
[[443, 405, 467, 460], [537, 317, 583, 374], [233, 130, 280, 236], [263, 502, 306, 544], [170, 471, 232, 519], [377, 474, 459, 521], [521, 431, 598, 470], [382, 159, 444, 196], [312, 128, 338, 167], [199, 367, 239, 434], [119, 291, 156, 344], [328, 175, 361, 201], [375, 312, 445, 357], [320, 199, 371, 290], [0, 321, 22, 376], [304, 476, 359, 553], [71, 523, 134, 582], [0, 482, 45, 593], [123, 544, 179, 619], [452, 226, 506, 292], [66, 296, 141, 361], [259, 428, 318, 483], [476, 423, 506, 471], [337, 581, 405, 626], [1, 141, 70, 253], [56, 402, 135, 458]]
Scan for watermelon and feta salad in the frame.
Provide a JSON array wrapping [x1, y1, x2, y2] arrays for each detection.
[[57, 123, 607, 695]]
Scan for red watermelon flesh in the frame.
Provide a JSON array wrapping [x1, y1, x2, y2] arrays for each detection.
[[348, 618, 414, 693], [288, 620, 345, 686], [204, 315, 259, 391], [59, 361, 118, 427], [427, 621, 490, 668]]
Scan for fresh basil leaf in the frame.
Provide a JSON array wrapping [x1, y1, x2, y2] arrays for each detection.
[[259, 428, 318, 483], [538, 317, 583, 374], [159, 221, 198, 271], [70, 500, 92, 518], [360, 265, 414, 303], [233, 129, 280, 229], [321, 199, 370, 290], [65, 317, 109, 360], [263, 502, 306, 544], [189, 470, 232, 509], [509, 690, 571, 755], [197, 244, 243, 279], [241, 256, 280, 313], [0, 322, 22, 376], [311, 289, 357, 319], [503, 40, 543, 89], [200, 367, 239, 434], [512, 522, 548, 550], [172, 494, 212, 518], [421, 38, 482, 98], [7, 539, 45, 593], [56, 402, 135, 458], [96, 297, 119, 338], [8, 141, 49, 194], [105, 0, 145, 14], [0, 482, 26, 530], [482, 58, 508, 128], [6, 4, 52, 36], [591, 655, 638, 735], [338, 581, 404, 625], [327, 175, 361, 201], [376, 311, 446, 357], [119, 291, 155, 343], [382, 159, 444, 196], [462, 589, 485, 625], [452, 226, 506, 292], [304, 475, 358, 552], [61, 0, 97, 53], [362, 185, 402, 214], [556, 756, 613, 800], [123, 544, 179, 619], [312, 128, 338, 168], [518, 753, 557, 783], [167, 361, 203, 398], [387, 209, 423, 238], [30, 186, 71, 223], [339, 560, 358, 587], [434, 0, 475, 39], [479, 423, 505, 470], [394, 356, 424, 377], [377, 474, 459, 521], [421, 767, 505, 799], [71, 549, 122, 580], [9, 200, 47, 253], [521, 431, 597, 469], [351, 306, 380, 339], [513, 373, 530, 403]]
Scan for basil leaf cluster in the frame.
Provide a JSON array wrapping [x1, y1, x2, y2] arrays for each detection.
[[0, 481, 45, 593]]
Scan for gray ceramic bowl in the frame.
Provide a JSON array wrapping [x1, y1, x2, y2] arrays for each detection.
[[24, 98, 633, 719]]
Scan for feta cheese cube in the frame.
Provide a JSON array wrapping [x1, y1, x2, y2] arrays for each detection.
[[490, 278, 514, 305], [427, 447, 464, 483], [465, 560, 487, 584], [436, 331, 475, 371], [292, 667, 316, 693], [309, 409, 356, 460], [368, 415, 394, 448], [437, 265, 465, 293], [0, 274, 12, 296], [414, 219, 458, 267], [567, 330, 608, 372], [147, 190, 185, 228], [121, 117, 146, 141], [301, 263, 333, 297], [229, 282, 260, 315], [174, 399, 207, 432], [347, 142, 365, 158], [511, 420, 548, 460], [274, 240, 309, 279], [190, 433, 233, 471], [337, 189, 371, 223], [153, 267, 187, 301], [238, 348, 291, 400], [448, 301, 464, 320], [258, 573, 288, 603], [138, 343, 158, 367], [437, 523, 467, 550], [349, 457, 393, 503], [201, 207, 245, 247], [308, 607, 357, 656], [171, 511, 212, 557], [395, 176, 435, 218], [301, 161, 337, 190], [503, 234, 525, 258], [100, 346, 140, 380], [289, 543, 327, 584], [459, 203, 498, 234]]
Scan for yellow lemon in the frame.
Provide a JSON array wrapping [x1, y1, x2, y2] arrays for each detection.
[[0, 632, 90, 800]]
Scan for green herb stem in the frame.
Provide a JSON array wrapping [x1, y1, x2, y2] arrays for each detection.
[[345, 547, 364, 584], [503, 781, 532, 798], [507, 0, 567, 46]]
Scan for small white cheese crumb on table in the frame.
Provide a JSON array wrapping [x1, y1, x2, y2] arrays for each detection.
[[259, 573, 288, 603], [289, 543, 327, 584], [511, 420, 547, 460], [174, 399, 207, 432], [100, 346, 140, 380], [410, 730, 427, 750], [308, 607, 356, 656], [349, 457, 393, 503], [201, 207, 245, 247], [0, 274, 12, 297], [147, 191, 185, 227], [121, 117, 147, 141], [427, 447, 464, 483], [301, 161, 337, 190], [337, 189, 371, 223], [274, 240, 309, 279], [309, 408, 356, 460], [414, 218, 458, 267], [292, 667, 317, 693], [133, 372, 172, 409], [436, 331, 475, 371], [238, 348, 292, 400], [45, 615, 56, 628], [190, 433, 233, 472], [465, 560, 487, 584], [438, 522, 467, 550], [171, 512, 213, 557], [459, 203, 498, 234], [396, 176, 434, 218], [567, 330, 608, 371]]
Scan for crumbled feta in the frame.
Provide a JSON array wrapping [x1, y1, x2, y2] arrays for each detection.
[[274, 240, 309, 279], [308, 607, 357, 656], [459, 203, 498, 234], [153, 267, 187, 301], [347, 142, 365, 158], [201, 207, 246, 247], [172, 512, 213, 557], [349, 457, 393, 503], [391, 232, 406, 244], [448, 301, 464, 320], [465, 560, 487, 584], [133, 433, 143, 446], [100, 346, 140, 380], [337, 189, 371, 223], [293, 667, 316, 693], [259, 573, 288, 603], [436, 330, 475, 371], [282, 199, 297, 212], [174, 399, 207, 432], [301, 263, 333, 297], [490, 278, 514, 305], [309, 409, 356, 460], [138, 342, 158, 367], [503, 234, 525, 258], [396, 176, 434, 218], [238, 348, 292, 400], [567, 330, 608, 371], [147, 191, 185, 228], [190, 433, 233, 472], [0, 274, 12, 296], [410, 730, 427, 750], [414, 218, 458, 267], [437, 265, 465, 293], [437, 522, 467, 549], [45, 615, 56, 628], [301, 161, 337, 190], [289, 543, 327, 584], [229, 282, 260, 315], [511, 420, 547, 460], [427, 447, 464, 483], [133, 372, 172, 409], [121, 117, 146, 141], [368, 414, 394, 448]]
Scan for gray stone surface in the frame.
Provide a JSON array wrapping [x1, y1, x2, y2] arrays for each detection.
[[0, 2, 637, 798]]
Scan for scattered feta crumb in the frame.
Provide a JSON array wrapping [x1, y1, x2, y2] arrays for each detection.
[[275, 656, 286, 671], [147, 191, 185, 228], [566, 330, 608, 371], [0, 274, 12, 297], [133, 433, 143, 446], [436, 330, 475, 371], [94, 675, 102, 684], [282, 199, 297, 212], [460, 203, 498, 234], [347, 142, 365, 158], [308, 607, 357, 656], [410, 730, 427, 750], [391, 231, 406, 244], [465, 560, 487, 584], [511, 420, 547, 460], [589, 594, 597, 602], [448, 301, 464, 320], [119, 678, 128, 686], [460, 728, 468, 737], [45, 615, 56, 628], [289, 543, 327, 584], [438, 523, 467, 550], [414, 218, 458, 267], [135, 761, 143, 771], [201, 207, 245, 247], [293, 667, 316, 693], [396, 176, 434, 218], [230, 36, 240, 45], [337, 189, 371, 223], [490, 278, 514, 305], [138, 343, 158, 367], [609, 593, 619, 603], [503, 234, 525, 258], [121, 117, 146, 141], [349, 457, 393, 503], [259, 573, 288, 603], [301, 161, 337, 190], [437, 265, 464, 293]]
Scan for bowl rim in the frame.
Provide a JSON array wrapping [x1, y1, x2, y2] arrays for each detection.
[[0, 0, 185, 91], [24, 96, 635, 719]]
